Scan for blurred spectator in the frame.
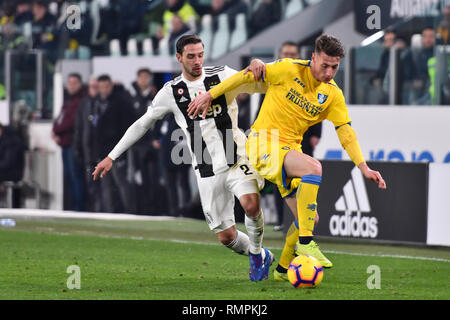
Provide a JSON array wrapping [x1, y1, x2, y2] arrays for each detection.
[[52, 73, 87, 211], [73, 76, 101, 212], [437, 5, 450, 45], [248, 0, 281, 37], [372, 30, 396, 90], [31, 0, 57, 60], [15, 0, 33, 26], [0, 0, 20, 50], [128, 68, 164, 214], [100, 0, 145, 54], [93, 74, 137, 213], [168, 14, 191, 55], [0, 123, 25, 208], [210, 0, 247, 32], [157, 114, 192, 216], [410, 27, 435, 104], [162, 0, 198, 37]]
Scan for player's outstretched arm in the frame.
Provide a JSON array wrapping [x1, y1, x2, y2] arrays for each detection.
[[188, 69, 258, 119], [358, 162, 386, 189], [92, 157, 113, 180], [92, 107, 158, 180], [335, 124, 386, 190], [243, 59, 266, 82]]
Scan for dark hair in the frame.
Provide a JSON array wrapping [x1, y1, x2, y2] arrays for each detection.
[[68, 72, 82, 83], [137, 68, 152, 77], [280, 41, 299, 52], [176, 34, 203, 55], [315, 34, 345, 58], [33, 0, 47, 8], [97, 74, 112, 83]]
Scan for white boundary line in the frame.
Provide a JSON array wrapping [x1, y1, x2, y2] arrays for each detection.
[[0, 208, 176, 221], [1, 209, 449, 263]]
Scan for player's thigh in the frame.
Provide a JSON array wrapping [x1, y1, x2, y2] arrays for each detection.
[[196, 172, 236, 232], [283, 149, 322, 179]]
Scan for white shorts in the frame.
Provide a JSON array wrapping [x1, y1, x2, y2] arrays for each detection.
[[195, 156, 265, 233]]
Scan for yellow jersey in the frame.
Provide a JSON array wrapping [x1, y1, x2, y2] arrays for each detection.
[[252, 58, 350, 145], [209, 59, 365, 167]]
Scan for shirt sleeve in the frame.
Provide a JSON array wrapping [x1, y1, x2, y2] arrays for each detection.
[[263, 58, 292, 86], [325, 88, 352, 128], [223, 65, 268, 102], [108, 86, 172, 160]]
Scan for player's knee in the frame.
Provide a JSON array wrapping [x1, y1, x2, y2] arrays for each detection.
[[240, 195, 260, 218], [307, 159, 322, 176], [217, 228, 236, 246]]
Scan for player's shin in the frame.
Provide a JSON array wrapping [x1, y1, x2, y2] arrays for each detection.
[[244, 209, 264, 255], [225, 229, 250, 255], [278, 220, 299, 270], [297, 175, 321, 243]]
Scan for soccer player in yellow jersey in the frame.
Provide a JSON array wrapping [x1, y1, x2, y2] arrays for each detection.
[[188, 34, 386, 276]]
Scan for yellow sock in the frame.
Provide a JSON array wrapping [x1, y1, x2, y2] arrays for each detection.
[[297, 175, 321, 237], [279, 221, 299, 269]]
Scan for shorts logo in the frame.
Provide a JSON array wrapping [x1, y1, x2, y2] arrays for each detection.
[[318, 93, 328, 104], [282, 146, 290, 150]]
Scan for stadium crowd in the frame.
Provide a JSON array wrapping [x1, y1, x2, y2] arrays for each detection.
[[0, 0, 282, 58]]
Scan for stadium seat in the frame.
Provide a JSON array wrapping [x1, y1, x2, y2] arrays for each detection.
[[211, 14, 230, 60], [284, 0, 304, 19], [127, 38, 138, 56], [109, 39, 121, 56], [142, 38, 153, 56], [158, 36, 170, 56], [199, 14, 213, 61], [78, 46, 91, 59], [229, 13, 247, 50]]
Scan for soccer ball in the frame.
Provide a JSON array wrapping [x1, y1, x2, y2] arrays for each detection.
[[287, 255, 324, 288]]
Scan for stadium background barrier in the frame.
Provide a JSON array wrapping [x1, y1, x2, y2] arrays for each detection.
[[314, 105, 450, 163], [282, 160, 450, 247]]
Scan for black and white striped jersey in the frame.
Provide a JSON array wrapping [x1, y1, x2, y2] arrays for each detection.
[[109, 66, 266, 178]]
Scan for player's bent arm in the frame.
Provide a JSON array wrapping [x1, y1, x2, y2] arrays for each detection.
[[335, 123, 365, 167], [209, 70, 257, 100], [336, 124, 387, 189]]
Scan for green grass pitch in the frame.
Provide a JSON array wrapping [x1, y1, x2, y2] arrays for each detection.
[[0, 217, 449, 300]]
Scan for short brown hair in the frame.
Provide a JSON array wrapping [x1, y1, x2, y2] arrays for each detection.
[[315, 34, 345, 58], [176, 34, 203, 55]]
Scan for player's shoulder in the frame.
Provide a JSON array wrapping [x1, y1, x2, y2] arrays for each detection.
[[290, 59, 311, 67], [325, 79, 343, 94], [204, 65, 226, 75]]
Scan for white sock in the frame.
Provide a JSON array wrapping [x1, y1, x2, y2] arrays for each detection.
[[226, 230, 249, 256], [245, 209, 264, 255]]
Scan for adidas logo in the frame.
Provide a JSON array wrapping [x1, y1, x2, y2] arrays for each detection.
[[329, 167, 378, 238], [179, 96, 189, 103]]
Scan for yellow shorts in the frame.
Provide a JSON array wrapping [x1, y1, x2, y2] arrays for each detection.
[[246, 130, 301, 198]]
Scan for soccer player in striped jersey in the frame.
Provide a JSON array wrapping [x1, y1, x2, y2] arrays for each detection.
[[187, 34, 387, 278], [92, 35, 274, 281]]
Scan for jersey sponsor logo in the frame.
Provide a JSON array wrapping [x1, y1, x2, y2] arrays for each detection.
[[318, 93, 328, 104], [285, 88, 324, 117], [329, 167, 378, 238], [293, 77, 306, 88]]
